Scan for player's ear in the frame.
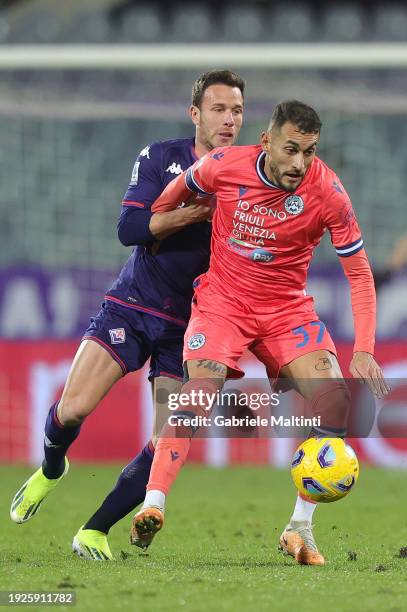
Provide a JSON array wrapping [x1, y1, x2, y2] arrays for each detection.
[[261, 131, 271, 153], [189, 105, 200, 126]]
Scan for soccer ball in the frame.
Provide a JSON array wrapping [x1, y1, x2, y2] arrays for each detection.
[[291, 437, 359, 503]]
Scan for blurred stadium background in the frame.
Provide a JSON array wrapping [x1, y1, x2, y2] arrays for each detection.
[[0, 0, 406, 468]]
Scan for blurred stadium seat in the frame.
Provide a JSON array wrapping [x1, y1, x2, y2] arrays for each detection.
[[321, 4, 367, 42], [6, 6, 62, 43], [66, 10, 112, 43], [221, 5, 265, 42], [268, 3, 315, 43], [120, 4, 163, 43], [0, 13, 10, 42], [170, 4, 215, 43], [372, 4, 407, 42], [2, 1, 407, 45]]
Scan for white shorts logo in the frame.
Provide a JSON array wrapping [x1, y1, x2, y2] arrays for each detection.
[[109, 328, 126, 344], [284, 194, 304, 215], [187, 333, 206, 350]]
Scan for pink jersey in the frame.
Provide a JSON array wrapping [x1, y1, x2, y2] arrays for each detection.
[[185, 144, 363, 301]]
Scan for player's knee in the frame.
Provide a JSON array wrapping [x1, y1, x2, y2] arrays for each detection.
[[180, 378, 220, 418], [158, 379, 220, 438], [309, 382, 351, 437], [58, 396, 92, 426]]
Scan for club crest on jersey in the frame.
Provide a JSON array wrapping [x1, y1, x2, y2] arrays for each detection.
[[187, 333, 206, 350], [284, 194, 304, 215], [109, 328, 126, 344]]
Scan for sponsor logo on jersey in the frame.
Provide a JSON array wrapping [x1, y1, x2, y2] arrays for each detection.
[[284, 194, 304, 215], [228, 238, 275, 263], [109, 328, 126, 344], [211, 152, 224, 160], [249, 248, 275, 264], [139, 145, 150, 159], [332, 180, 343, 193], [187, 333, 206, 350], [130, 161, 140, 185], [166, 162, 183, 175]]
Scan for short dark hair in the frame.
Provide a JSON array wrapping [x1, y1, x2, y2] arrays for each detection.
[[269, 100, 322, 134], [191, 69, 245, 108]]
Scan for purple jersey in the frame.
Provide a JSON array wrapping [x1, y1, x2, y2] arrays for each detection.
[[105, 138, 210, 326]]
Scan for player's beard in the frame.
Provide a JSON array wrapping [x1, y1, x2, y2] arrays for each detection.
[[200, 125, 233, 152], [267, 162, 302, 192], [204, 134, 226, 152]]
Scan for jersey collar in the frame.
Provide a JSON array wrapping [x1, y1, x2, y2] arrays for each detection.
[[256, 151, 280, 189]]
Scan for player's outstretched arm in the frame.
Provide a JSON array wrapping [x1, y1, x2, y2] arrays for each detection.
[[151, 170, 192, 213], [149, 170, 213, 240], [118, 143, 214, 246], [149, 204, 213, 241], [340, 249, 390, 398]]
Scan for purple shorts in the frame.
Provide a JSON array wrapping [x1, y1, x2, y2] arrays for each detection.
[[83, 301, 184, 380]]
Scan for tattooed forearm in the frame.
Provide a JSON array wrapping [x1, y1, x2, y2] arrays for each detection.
[[197, 360, 227, 376]]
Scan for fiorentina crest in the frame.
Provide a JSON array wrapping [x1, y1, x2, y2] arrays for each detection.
[[109, 328, 126, 344]]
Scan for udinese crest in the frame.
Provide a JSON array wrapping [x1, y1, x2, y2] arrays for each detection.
[[284, 194, 304, 215], [187, 333, 206, 350]]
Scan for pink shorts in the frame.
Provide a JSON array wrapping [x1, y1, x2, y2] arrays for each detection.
[[184, 275, 337, 379]]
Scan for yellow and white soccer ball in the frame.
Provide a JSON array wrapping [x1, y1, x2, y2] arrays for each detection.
[[291, 437, 359, 503]]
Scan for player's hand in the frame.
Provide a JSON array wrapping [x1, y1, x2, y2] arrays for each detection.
[[180, 193, 215, 223], [349, 351, 390, 399], [181, 202, 213, 223], [183, 192, 216, 220], [149, 197, 214, 240]]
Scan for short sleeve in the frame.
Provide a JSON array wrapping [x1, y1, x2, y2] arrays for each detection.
[[185, 149, 225, 196], [323, 176, 364, 257]]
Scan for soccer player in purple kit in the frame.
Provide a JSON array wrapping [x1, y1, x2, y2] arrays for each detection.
[[10, 70, 245, 560]]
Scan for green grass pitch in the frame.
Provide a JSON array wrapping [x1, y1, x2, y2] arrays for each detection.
[[1, 464, 407, 611]]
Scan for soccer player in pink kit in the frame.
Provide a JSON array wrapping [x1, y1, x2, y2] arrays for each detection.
[[132, 101, 389, 565]]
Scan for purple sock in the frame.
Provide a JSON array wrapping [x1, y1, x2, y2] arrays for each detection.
[[84, 442, 154, 534], [42, 403, 81, 479]]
